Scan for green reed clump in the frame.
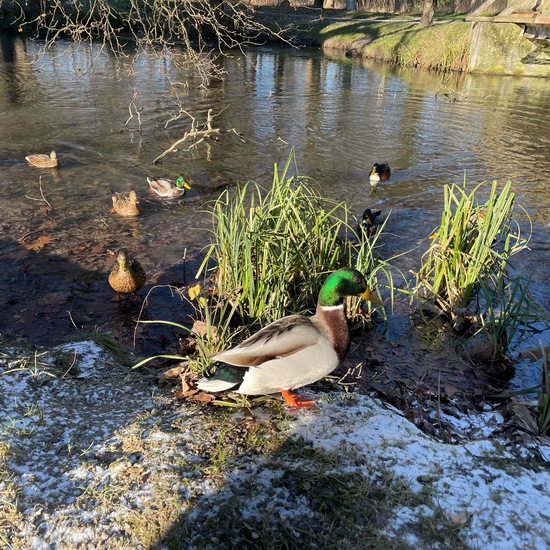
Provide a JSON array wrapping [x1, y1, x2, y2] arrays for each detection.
[[196, 152, 388, 332], [135, 153, 392, 376], [415, 180, 534, 361], [417, 180, 524, 312]]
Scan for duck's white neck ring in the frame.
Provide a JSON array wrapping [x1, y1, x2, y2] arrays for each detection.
[[318, 303, 345, 312]]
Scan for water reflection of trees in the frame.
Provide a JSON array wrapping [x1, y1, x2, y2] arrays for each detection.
[[0, 34, 37, 105]]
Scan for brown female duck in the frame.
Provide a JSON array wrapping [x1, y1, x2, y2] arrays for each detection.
[[108, 248, 146, 301], [111, 190, 140, 217], [25, 151, 58, 168]]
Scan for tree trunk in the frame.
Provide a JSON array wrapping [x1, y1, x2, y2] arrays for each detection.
[[419, 0, 436, 27]]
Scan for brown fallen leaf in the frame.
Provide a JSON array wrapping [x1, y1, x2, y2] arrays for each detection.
[[508, 397, 538, 435], [22, 235, 55, 251], [161, 365, 185, 379], [174, 388, 199, 399], [187, 392, 216, 403], [192, 320, 218, 343]]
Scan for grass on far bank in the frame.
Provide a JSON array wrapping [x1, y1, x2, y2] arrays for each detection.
[[265, 8, 471, 72], [315, 19, 470, 71]]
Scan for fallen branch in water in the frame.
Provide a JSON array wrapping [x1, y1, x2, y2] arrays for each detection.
[[24, 176, 52, 209], [125, 88, 143, 132], [152, 108, 222, 164]]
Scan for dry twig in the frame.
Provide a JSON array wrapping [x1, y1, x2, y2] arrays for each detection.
[[152, 109, 221, 164], [24, 177, 52, 209]]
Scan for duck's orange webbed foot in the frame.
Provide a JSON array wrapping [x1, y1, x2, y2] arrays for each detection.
[[280, 389, 318, 410]]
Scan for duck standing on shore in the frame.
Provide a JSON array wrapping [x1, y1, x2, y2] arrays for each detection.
[[197, 267, 383, 408]]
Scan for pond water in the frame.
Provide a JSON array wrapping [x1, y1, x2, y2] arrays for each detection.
[[1, 35, 549, 383]]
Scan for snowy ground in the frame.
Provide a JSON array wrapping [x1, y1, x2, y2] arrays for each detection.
[[2, 341, 550, 549]]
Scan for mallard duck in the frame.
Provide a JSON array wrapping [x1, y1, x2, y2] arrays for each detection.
[[197, 267, 383, 408], [108, 248, 147, 301], [369, 162, 391, 183], [25, 151, 58, 168], [147, 176, 191, 198], [111, 190, 140, 217], [358, 208, 383, 238]]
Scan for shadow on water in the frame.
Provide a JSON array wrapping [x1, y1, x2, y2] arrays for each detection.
[[0, 233, 201, 359]]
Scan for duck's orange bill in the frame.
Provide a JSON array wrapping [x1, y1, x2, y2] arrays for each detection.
[[361, 288, 384, 307]]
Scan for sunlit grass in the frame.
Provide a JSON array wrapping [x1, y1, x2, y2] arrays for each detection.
[[196, 150, 390, 329], [303, 18, 470, 72]]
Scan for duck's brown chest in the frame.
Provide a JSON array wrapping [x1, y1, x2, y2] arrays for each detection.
[[313, 307, 350, 363]]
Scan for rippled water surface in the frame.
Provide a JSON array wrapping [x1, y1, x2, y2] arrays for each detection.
[[1, 35, 549, 373]]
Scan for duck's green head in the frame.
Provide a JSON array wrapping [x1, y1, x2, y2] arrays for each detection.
[[175, 177, 191, 190], [318, 267, 383, 307]]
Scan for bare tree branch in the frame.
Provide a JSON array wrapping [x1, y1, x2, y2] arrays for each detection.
[[11, 0, 286, 84], [152, 108, 223, 164]]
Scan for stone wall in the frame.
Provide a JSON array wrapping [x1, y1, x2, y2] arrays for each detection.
[[468, 21, 550, 76]]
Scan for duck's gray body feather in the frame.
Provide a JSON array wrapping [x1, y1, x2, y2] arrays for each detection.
[[197, 305, 349, 396]]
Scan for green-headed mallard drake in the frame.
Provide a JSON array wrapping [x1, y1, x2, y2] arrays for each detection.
[[111, 190, 140, 217], [147, 176, 191, 198], [108, 248, 146, 301], [197, 267, 383, 408], [358, 208, 383, 238], [25, 151, 58, 168], [369, 162, 391, 183]]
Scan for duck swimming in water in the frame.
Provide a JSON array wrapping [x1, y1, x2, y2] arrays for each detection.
[[369, 162, 391, 183], [25, 151, 58, 168], [358, 208, 383, 238], [147, 176, 191, 198], [111, 190, 140, 217], [108, 248, 147, 301]]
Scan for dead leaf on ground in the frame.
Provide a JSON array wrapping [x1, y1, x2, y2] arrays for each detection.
[[21, 235, 55, 251], [191, 320, 218, 343], [508, 397, 538, 435], [175, 388, 200, 399], [125, 465, 145, 476], [161, 365, 185, 380], [187, 391, 216, 403]]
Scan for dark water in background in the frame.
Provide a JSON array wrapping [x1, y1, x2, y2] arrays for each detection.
[[0, 35, 549, 384]]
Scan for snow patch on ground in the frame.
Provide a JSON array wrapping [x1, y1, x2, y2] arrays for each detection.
[[290, 394, 550, 549], [2, 343, 550, 548]]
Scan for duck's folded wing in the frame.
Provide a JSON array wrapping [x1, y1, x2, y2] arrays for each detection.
[[212, 315, 321, 367]]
